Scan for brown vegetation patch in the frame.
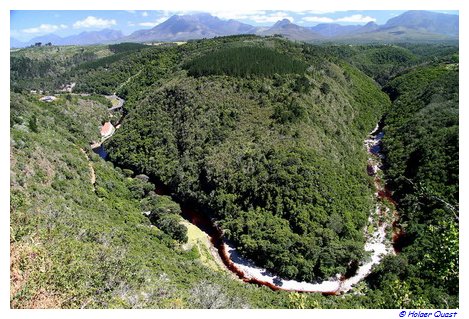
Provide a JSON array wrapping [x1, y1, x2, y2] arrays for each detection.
[[10, 242, 62, 309]]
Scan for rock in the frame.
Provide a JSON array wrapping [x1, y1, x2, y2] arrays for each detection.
[[135, 174, 150, 182]]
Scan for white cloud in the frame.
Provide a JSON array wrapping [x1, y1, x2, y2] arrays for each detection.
[[155, 16, 170, 24], [302, 14, 376, 24], [139, 16, 169, 27], [73, 16, 117, 29], [250, 15, 294, 23], [23, 23, 67, 34], [250, 12, 294, 23], [336, 14, 376, 23], [139, 21, 158, 27], [298, 10, 337, 15], [142, 11, 149, 17], [209, 10, 293, 24], [302, 16, 334, 23], [209, 10, 267, 20]]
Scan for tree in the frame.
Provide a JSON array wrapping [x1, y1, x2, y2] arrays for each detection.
[[28, 115, 38, 133], [158, 215, 188, 243], [320, 82, 331, 95]]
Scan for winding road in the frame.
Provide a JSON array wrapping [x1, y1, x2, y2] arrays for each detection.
[[106, 94, 124, 111]]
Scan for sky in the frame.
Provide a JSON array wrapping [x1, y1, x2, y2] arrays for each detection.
[[10, 9, 459, 42]]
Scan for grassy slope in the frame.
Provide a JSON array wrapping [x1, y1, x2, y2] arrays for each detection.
[[11, 92, 299, 308]]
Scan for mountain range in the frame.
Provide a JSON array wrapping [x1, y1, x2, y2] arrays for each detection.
[[125, 13, 258, 42], [258, 19, 322, 41], [10, 10, 459, 48], [11, 29, 123, 48]]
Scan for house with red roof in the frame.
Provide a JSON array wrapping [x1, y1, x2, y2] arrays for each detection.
[[100, 122, 115, 139]]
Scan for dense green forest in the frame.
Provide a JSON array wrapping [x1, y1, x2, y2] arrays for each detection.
[[105, 37, 390, 281], [366, 62, 459, 306], [10, 45, 113, 92], [10, 36, 458, 308], [7, 90, 399, 309], [9, 92, 271, 308], [183, 46, 308, 76], [323, 43, 458, 85]]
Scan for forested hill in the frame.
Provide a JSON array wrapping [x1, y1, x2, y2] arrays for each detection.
[[105, 36, 391, 281], [366, 60, 459, 306], [10, 36, 458, 308], [10, 92, 290, 309]]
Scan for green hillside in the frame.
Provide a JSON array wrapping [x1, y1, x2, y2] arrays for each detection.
[[105, 37, 390, 281], [9, 92, 285, 308], [10, 35, 459, 309], [367, 62, 459, 305], [183, 46, 308, 76]]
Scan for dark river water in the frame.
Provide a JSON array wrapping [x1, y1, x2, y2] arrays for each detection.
[[92, 144, 108, 159], [93, 110, 399, 294]]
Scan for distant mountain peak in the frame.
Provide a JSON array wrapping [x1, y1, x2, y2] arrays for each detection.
[[11, 29, 124, 48], [262, 19, 322, 41], [193, 12, 215, 18], [273, 19, 292, 28], [127, 12, 257, 42], [384, 10, 458, 36], [161, 14, 182, 24], [364, 21, 378, 27], [11, 10, 459, 49]]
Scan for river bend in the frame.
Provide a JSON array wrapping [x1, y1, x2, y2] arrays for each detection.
[[94, 98, 396, 295]]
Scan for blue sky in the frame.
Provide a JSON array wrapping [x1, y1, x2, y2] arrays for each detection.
[[10, 10, 459, 41]]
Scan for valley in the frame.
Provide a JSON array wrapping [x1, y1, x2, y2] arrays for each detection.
[[10, 17, 459, 309], [94, 105, 395, 294]]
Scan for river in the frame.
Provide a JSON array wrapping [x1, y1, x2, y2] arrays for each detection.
[[93, 99, 396, 295]]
